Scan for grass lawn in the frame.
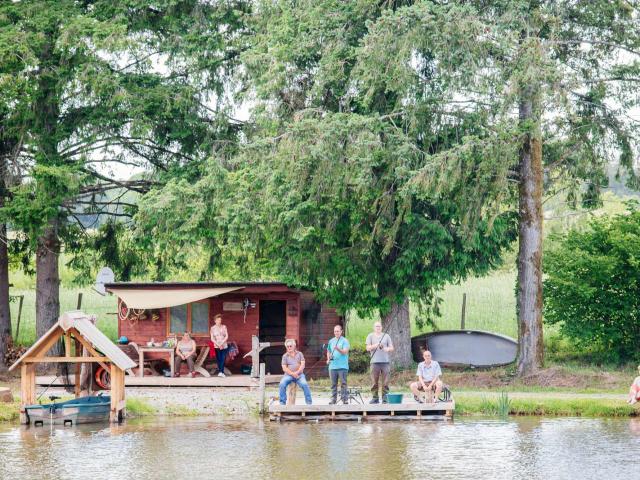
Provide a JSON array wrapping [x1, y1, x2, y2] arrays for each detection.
[[347, 270, 519, 346], [9, 287, 118, 346]]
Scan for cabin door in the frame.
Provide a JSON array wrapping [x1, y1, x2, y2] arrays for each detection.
[[258, 300, 287, 374]]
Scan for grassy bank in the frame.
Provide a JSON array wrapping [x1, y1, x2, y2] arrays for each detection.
[[454, 393, 637, 417], [309, 363, 634, 394], [0, 401, 19, 422]]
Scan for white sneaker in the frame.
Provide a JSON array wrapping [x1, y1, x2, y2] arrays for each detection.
[[218, 372, 226, 377]]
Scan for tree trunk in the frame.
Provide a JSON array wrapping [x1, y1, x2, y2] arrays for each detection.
[[0, 202, 10, 371], [0, 150, 10, 369], [516, 87, 544, 376], [382, 298, 412, 369], [36, 221, 60, 355]]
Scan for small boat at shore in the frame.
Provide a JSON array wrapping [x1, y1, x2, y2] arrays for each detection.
[[411, 330, 518, 368], [25, 395, 111, 426]]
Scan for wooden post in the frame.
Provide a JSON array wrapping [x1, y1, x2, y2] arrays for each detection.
[[64, 332, 71, 357], [15, 295, 24, 342], [20, 364, 36, 424], [251, 335, 260, 377], [74, 338, 82, 397], [110, 364, 123, 423], [76, 292, 83, 310], [461, 293, 467, 330], [258, 362, 266, 415]]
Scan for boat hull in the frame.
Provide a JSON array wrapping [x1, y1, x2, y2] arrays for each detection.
[[411, 330, 518, 367], [25, 395, 111, 426]]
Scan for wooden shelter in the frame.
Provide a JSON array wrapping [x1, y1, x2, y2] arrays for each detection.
[[10, 311, 136, 423], [106, 282, 343, 377]]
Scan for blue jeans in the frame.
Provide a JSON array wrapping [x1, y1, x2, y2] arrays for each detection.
[[216, 347, 228, 373], [279, 374, 312, 405]]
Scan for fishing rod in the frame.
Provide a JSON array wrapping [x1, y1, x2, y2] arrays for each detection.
[[369, 304, 404, 359], [327, 334, 343, 363]]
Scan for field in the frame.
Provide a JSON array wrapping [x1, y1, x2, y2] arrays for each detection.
[[9, 287, 118, 346], [346, 270, 518, 346]]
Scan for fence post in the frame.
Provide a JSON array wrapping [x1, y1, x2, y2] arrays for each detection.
[[76, 292, 83, 310], [14, 295, 24, 342], [461, 293, 467, 330], [258, 362, 266, 415]]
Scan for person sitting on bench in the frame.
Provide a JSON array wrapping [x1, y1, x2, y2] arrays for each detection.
[[175, 332, 197, 377], [278, 339, 313, 405], [410, 350, 443, 403]]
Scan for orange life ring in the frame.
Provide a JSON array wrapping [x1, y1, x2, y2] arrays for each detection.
[[95, 366, 110, 389]]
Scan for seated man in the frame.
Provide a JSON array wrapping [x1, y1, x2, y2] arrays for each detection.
[[627, 364, 640, 404], [410, 350, 443, 403], [279, 339, 313, 405]]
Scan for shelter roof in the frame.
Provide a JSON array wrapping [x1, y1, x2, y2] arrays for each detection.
[[10, 311, 136, 372]]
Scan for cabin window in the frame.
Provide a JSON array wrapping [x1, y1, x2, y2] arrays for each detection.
[[191, 302, 209, 334], [168, 301, 209, 335]]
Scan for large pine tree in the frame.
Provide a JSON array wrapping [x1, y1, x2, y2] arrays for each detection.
[[0, 0, 248, 355], [354, 0, 640, 373]]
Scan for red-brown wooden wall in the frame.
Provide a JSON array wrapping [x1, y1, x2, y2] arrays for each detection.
[[116, 287, 342, 377]]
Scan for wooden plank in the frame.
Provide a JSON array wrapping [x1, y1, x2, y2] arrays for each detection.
[[35, 373, 282, 387], [74, 338, 82, 397], [64, 332, 71, 358], [24, 357, 109, 363], [70, 329, 111, 372], [269, 401, 455, 413], [29, 327, 63, 358]]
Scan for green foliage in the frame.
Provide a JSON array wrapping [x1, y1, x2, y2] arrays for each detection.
[[347, 346, 371, 374], [0, 0, 249, 271], [126, 397, 156, 417], [544, 206, 640, 363]]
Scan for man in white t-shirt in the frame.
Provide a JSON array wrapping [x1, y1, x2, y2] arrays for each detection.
[[410, 350, 443, 403]]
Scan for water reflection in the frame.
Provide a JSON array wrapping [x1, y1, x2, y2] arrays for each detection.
[[0, 417, 639, 480]]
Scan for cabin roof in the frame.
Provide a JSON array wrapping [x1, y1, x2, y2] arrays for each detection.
[[104, 281, 292, 289], [9, 311, 137, 372]]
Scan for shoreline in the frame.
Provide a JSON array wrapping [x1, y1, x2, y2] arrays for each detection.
[[1, 387, 637, 424]]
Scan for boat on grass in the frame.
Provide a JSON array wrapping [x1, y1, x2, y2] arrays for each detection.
[[411, 330, 518, 368], [25, 394, 111, 426]]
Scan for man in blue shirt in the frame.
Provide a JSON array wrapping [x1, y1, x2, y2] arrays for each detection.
[[326, 324, 350, 405]]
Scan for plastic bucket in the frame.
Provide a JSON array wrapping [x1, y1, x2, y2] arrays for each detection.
[[386, 393, 403, 404]]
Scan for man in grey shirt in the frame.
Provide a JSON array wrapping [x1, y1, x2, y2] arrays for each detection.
[[365, 321, 394, 404]]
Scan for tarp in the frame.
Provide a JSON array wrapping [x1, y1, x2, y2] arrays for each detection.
[[106, 287, 243, 309]]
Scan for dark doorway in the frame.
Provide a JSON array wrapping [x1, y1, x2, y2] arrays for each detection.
[[259, 300, 287, 374]]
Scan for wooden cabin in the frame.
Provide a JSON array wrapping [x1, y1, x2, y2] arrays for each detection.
[[105, 282, 342, 377]]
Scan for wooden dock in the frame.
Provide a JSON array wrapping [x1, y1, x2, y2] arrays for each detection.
[[269, 400, 455, 421]]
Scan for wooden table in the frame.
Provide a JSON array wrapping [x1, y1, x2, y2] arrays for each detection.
[[138, 346, 175, 378]]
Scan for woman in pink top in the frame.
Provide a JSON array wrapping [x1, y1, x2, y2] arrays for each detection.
[[211, 314, 229, 377]]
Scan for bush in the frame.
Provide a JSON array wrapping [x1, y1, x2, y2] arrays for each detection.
[[544, 207, 640, 363], [348, 346, 370, 374]]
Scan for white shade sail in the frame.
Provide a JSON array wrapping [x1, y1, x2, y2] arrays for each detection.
[[107, 287, 243, 309]]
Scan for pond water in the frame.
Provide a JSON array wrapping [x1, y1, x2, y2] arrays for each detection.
[[0, 417, 639, 479]]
